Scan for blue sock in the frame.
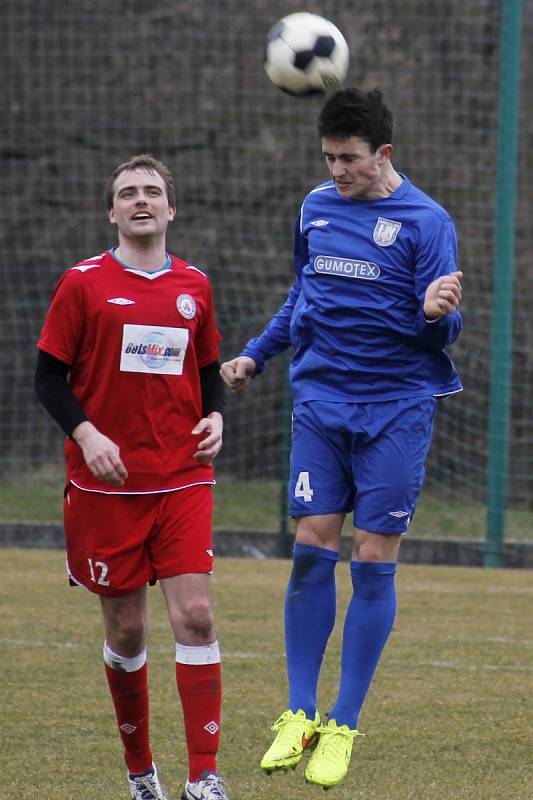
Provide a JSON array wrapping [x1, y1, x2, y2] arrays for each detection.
[[285, 542, 339, 719], [328, 561, 397, 729]]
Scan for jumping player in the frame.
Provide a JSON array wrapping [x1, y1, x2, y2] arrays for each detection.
[[35, 154, 231, 800], [221, 88, 463, 789]]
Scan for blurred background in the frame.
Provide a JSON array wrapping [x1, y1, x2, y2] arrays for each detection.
[[1, 0, 531, 561]]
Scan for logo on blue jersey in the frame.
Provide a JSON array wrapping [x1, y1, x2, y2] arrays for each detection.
[[310, 219, 329, 227], [314, 255, 380, 280], [373, 217, 402, 246]]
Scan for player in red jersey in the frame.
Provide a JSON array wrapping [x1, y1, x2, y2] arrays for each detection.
[[35, 154, 231, 800]]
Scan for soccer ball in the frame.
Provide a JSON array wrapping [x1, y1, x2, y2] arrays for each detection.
[[264, 12, 349, 96]]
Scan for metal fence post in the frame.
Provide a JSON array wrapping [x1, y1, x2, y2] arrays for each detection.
[[485, 0, 523, 567]]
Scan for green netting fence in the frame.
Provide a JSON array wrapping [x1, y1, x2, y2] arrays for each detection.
[[1, 0, 531, 556]]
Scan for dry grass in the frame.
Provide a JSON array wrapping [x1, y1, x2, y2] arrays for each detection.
[[2, 549, 532, 799]]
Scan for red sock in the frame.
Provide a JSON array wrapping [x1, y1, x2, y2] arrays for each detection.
[[104, 662, 152, 774], [176, 661, 222, 781]]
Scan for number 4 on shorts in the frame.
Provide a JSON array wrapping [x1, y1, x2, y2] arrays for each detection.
[[295, 471, 314, 502]]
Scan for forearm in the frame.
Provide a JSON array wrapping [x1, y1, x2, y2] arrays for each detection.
[[241, 281, 300, 374], [34, 349, 88, 437], [199, 361, 225, 416], [415, 307, 463, 350]]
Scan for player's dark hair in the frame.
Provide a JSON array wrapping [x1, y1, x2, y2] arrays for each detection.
[[106, 153, 176, 209], [318, 88, 393, 151]]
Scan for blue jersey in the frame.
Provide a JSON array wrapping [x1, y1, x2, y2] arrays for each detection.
[[242, 174, 463, 403]]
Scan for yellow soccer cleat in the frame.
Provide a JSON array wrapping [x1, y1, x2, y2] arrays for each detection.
[[260, 709, 321, 773], [304, 719, 365, 789]]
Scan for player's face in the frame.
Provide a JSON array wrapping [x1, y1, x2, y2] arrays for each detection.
[[108, 169, 175, 239], [322, 137, 392, 200]]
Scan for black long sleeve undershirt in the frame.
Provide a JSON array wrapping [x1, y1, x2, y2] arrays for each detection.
[[35, 349, 225, 438], [199, 360, 225, 417], [34, 351, 87, 437]]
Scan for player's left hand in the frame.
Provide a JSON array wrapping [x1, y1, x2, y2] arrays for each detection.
[[423, 271, 463, 319], [192, 412, 223, 462]]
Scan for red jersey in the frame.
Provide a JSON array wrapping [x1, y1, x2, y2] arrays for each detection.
[[38, 250, 221, 493]]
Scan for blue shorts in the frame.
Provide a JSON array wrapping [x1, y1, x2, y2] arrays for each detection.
[[289, 397, 437, 534]]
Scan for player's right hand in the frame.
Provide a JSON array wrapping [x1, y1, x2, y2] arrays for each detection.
[[71, 421, 128, 485], [220, 356, 256, 395], [423, 270, 463, 319]]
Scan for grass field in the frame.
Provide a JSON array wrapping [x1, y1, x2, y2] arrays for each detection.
[[2, 549, 532, 799], [1, 466, 533, 541]]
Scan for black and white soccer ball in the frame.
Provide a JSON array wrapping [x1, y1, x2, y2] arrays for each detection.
[[264, 12, 349, 96]]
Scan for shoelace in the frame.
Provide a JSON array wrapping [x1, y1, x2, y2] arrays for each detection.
[[315, 725, 365, 756], [270, 711, 308, 744], [131, 773, 164, 800], [271, 710, 312, 732], [197, 774, 228, 799]]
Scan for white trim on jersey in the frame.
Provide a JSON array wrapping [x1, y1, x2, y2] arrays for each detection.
[[433, 387, 464, 398], [300, 182, 335, 232], [308, 181, 335, 196], [123, 266, 172, 280], [71, 264, 102, 273], [71, 253, 106, 271], [69, 479, 216, 495], [80, 253, 106, 262], [186, 264, 208, 277]]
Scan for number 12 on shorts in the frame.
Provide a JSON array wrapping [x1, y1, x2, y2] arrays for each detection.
[[295, 471, 314, 502], [88, 558, 111, 586]]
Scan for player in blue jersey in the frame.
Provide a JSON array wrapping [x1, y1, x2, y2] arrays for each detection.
[[221, 87, 463, 789]]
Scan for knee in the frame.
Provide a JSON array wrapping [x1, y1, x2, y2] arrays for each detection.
[[355, 540, 385, 562], [295, 517, 342, 551], [107, 618, 146, 655], [353, 531, 401, 563], [295, 519, 322, 547], [181, 595, 214, 640]]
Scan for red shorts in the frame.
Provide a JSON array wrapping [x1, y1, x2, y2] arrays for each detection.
[[63, 483, 214, 597]]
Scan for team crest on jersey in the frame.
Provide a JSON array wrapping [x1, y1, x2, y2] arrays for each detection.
[[373, 217, 402, 247], [176, 294, 196, 319]]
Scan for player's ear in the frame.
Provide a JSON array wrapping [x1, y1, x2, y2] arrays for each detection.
[[168, 205, 176, 222], [108, 207, 116, 225], [377, 143, 393, 163]]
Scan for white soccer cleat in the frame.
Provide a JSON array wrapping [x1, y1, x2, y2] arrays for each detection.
[[128, 764, 167, 800], [181, 771, 231, 800]]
